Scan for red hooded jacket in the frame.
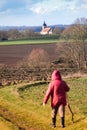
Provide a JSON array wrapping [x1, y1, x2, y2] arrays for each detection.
[[43, 70, 70, 108]]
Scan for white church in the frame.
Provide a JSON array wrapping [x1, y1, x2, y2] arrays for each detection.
[[40, 21, 53, 35]]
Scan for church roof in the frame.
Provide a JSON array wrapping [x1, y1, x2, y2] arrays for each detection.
[[42, 27, 51, 32]]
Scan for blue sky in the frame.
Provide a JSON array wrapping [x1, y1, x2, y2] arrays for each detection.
[[0, 0, 87, 26]]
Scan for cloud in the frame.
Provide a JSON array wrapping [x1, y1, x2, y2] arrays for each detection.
[[29, 0, 78, 14], [80, 0, 87, 9], [27, 0, 87, 15], [0, 7, 26, 15], [0, 0, 87, 16], [81, 4, 87, 9]]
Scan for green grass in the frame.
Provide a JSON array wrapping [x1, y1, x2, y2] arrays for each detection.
[[0, 39, 58, 45], [0, 78, 87, 130]]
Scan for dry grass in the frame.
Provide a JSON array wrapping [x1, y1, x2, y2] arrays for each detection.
[[0, 78, 87, 130], [0, 117, 18, 130], [63, 72, 87, 79]]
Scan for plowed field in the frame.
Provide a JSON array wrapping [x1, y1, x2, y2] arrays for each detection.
[[0, 43, 58, 66]]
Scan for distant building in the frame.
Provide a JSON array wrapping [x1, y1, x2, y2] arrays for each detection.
[[40, 21, 53, 35]]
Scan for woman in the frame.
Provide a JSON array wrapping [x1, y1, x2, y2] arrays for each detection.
[[43, 70, 70, 128]]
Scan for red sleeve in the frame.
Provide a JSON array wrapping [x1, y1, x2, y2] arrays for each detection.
[[43, 83, 53, 104], [63, 81, 70, 92]]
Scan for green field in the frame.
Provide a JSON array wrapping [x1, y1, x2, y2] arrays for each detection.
[[0, 78, 87, 130], [0, 39, 59, 45]]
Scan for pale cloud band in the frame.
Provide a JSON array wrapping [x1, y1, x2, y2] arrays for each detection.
[[0, 0, 87, 15], [29, 0, 87, 15]]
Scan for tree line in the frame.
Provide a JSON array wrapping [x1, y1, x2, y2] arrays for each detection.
[[0, 23, 63, 41]]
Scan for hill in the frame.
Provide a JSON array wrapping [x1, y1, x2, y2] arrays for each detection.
[[0, 78, 87, 130], [0, 24, 68, 32]]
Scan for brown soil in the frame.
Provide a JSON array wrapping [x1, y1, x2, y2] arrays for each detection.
[[0, 43, 58, 66]]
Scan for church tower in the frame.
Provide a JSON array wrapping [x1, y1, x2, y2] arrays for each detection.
[[40, 21, 52, 35], [42, 21, 47, 30]]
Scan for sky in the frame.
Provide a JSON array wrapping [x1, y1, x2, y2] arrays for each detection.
[[0, 0, 87, 26]]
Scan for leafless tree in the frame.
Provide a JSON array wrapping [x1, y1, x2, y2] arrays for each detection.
[[56, 42, 84, 68], [60, 17, 87, 68], [28, 48, 50, 68], [53, 27, 62, 35], [22, 29, 35, 38], [7, 29, 21, 40], [0, 30, 8, 40], [74, 18, 87, 67]]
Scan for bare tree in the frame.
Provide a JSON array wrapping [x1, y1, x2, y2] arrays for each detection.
[[28, 48, 50, 68], [7, 29, 21, 40], [53, 27, 62, 35], [61, 17, 87, 68], [0, 31, 8, 40], [74, 18, 87, 67], [56, 43, 84, 68], [22, 29, 35, 38]]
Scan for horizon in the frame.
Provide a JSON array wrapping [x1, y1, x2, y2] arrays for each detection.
[[0, 23, 70, 27], [0, 0, 87, 26]]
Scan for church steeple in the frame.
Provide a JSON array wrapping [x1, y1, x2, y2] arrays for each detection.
[[42, 21, 47, 29]]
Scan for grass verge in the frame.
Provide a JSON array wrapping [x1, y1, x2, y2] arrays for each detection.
[[0, 78, 87, 130]]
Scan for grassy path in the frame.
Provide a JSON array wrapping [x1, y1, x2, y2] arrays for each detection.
[[0, 79, 87, 130]]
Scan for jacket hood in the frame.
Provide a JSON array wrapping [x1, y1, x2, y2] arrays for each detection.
[[51, 70, 61, 80]]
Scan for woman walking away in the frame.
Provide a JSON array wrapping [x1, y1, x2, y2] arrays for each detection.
[[43, 70, 70, 128]]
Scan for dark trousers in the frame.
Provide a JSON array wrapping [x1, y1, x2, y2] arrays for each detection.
[[51, 104, 65, 127]]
